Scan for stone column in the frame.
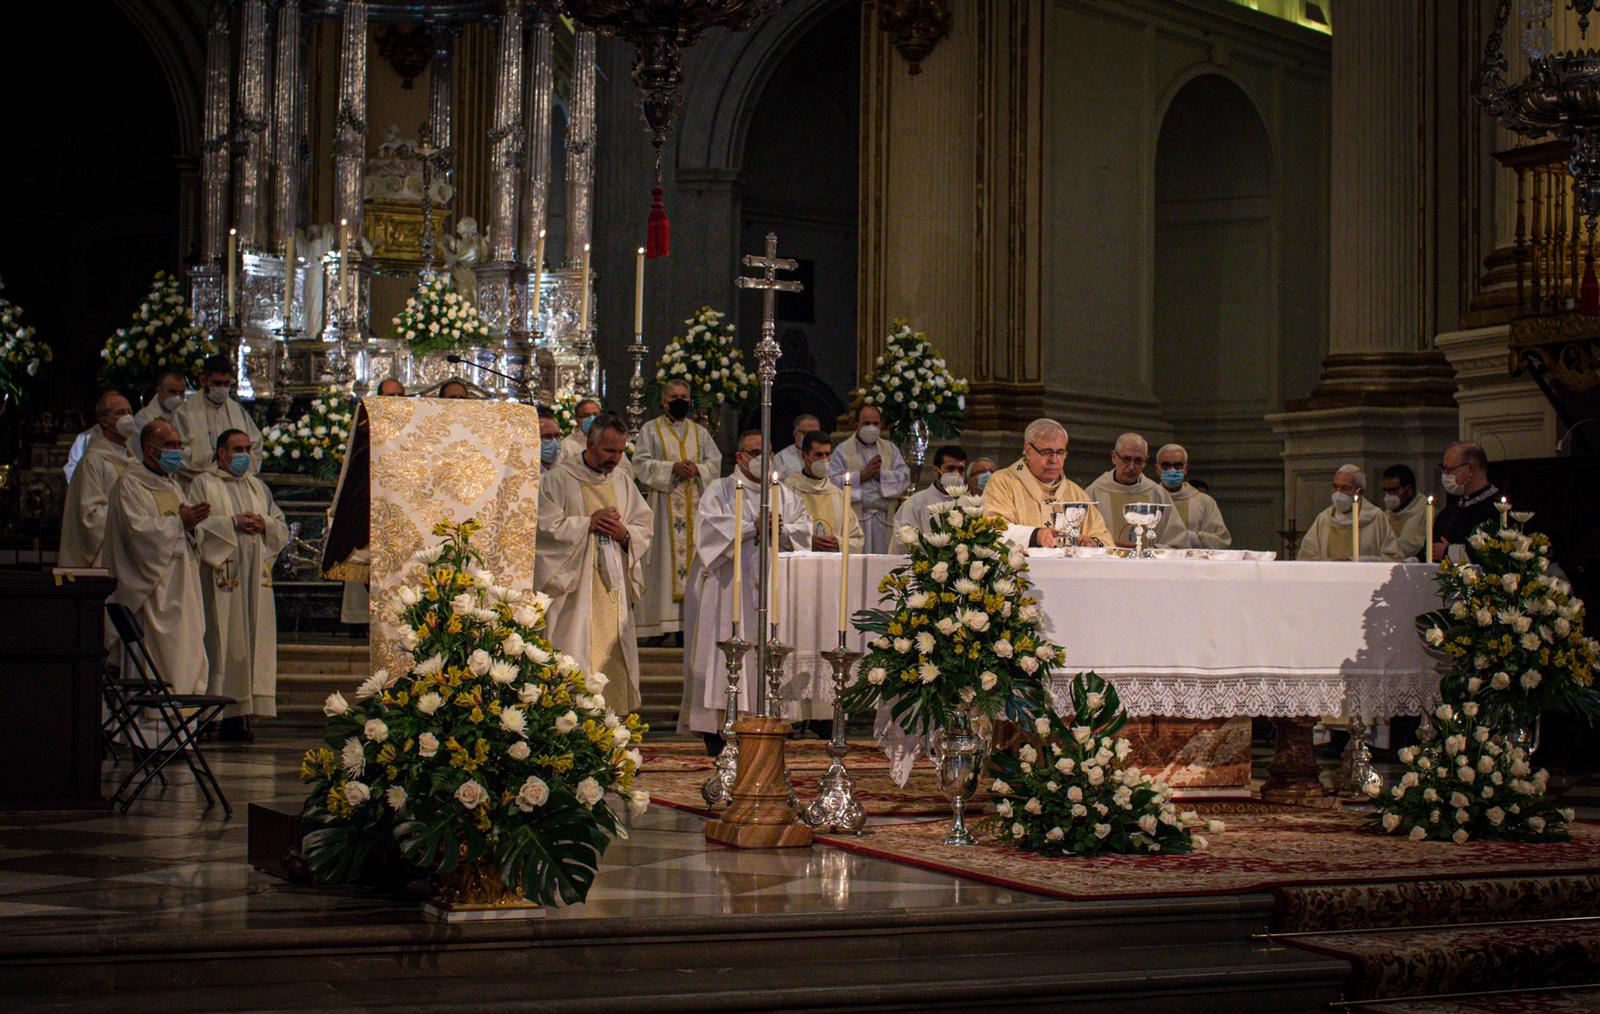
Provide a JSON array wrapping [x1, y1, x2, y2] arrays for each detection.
[[231, 0, 271, 250], [192, 0, 233, 333], [1267, 1, 1457, 542], [271, 0, 304, 253], [520, 8, 555, 267]]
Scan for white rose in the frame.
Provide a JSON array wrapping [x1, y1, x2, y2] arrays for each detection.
[[385, 785, 407, 811], [628, 790, 651, 817], [455, 780, 489, 809], [507, 740, 531, 761], [866, 667, 887, 685], [576, 777, 604, 808], [1024, 797, 1042, 814], [980, 671, 998, 691], [963, 610, 990, 632], [344, 781, 371, 807], [930, 561, 950, 583], [1019, 656, 1039, 675], [897, 525, 920, 546], [586, 672, 610, 695], [363, 718, 389, 743], [502, 632, 527, 658], [555, 710, 579, 734], [613, 726, 632, 747], [1066, 785, 1083, 802], [1093, 823, 1111, 839], [515, 775, 550, 812], [1435, 704, 1455, 722], [467, 649, 493, 676], [1452, 828, 1470, 844], [1056, 757, 1075, 774], [994, 639, 1014, 659], [1087, 766, 1105, 786], [1409, 826, 1428, 841], [398, 586, 419, 606], [1381, 812, 1401, 832], [893, 637, 913, 654], [323, 691, 350, 717], [1529, 815, 1546, 832], [418, 732, 440, 758], [990, 778, 1013, 795], [1139, 815, 1159, 835]]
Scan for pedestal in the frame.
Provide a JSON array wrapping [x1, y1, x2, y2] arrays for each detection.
[[1261, 717, 1336, 807], [704, 716, 813, 849]]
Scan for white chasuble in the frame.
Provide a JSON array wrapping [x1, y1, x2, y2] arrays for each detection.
[[171, 393, 262, 485], [981, 460, 1112, 549], [1296, 502, 1402, 562], [782, 470, 864, 553], [892, 484, 954, 546], [104, 466, 208, 694], [192, 468, 290, 717], [678, 475, 816, 734], [827, 435, 909, 554], [1385, 494, 1429, 561], [535, 456, 654, 714], [59, 430, 135, 567], [1086, 471, 1194, 548], [1168, 483, 1232, 550], [633, 414, 721, 636]]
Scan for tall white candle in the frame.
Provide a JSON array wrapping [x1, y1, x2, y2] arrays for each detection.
[[1351, 494, 1361, 562], [530, 229, 546, 327], [839, 473, 851, 635], [633, 245, 646, 335], [578, 243, 591, 336], [339, 217, 352, 319], [770, 471, 781, 633], [226, 228, 238, 320], [1425, 495, 1435, 564], [282, 234, 295, 325], [731, 478, 744, 638]]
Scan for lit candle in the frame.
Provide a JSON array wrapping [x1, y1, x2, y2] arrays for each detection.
[[770, 471, 782, 633], [578, 242, 591, 336], [226, 228, 238, 320], [731, 478, 744, 639], [530, 228, 546, 328], [1351, 493, 1361, 562], [839, 473, 851, 636], [339, 217, 352, 319], [282, 234, 295, 326], [633, 245, 646, 336], [1425, 495, 1435, 564]]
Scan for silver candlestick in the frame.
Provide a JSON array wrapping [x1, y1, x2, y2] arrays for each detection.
[[1332, 717, 1383, 798], [701, 631, 751, 809], [762, 632, 799, 812], [802, 635, 865, 834], [626, 329, 647, 436]]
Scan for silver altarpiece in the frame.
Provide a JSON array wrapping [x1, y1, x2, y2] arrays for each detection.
[[191, 0, 603, 413]]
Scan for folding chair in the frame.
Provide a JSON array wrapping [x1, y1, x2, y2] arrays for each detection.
[[100, 660, 166, 791], [105, 603, 235, 817]]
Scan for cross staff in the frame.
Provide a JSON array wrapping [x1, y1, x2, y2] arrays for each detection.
[[735, 231, 803, 713]]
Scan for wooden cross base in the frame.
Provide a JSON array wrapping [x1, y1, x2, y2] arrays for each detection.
[[704, 716, 814, 849]]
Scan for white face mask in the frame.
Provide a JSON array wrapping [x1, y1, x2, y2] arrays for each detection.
[[857, 424, 879, 445], [113, 415, 138, 438], [807, 459, 829, 479], [1441, 471, 1465, 496], [205, 386, 230, 406], [1382, 493, 1402, 512], [1331, 491, 1353, 514], [938, 471, 966, 494], [160, 394, 184, 413]]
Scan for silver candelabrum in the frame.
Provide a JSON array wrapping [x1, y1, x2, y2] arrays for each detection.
[[626, 329, 648, 435], [763, 630, 799, 812], [802, 634, 866, 834], [701, 631, 751, 809]]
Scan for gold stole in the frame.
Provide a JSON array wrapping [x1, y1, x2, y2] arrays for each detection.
[[578, 475, 629, 683], [654, 417, 700, 602], [784, 475, 841, 536], [1171, 492, 1194, 529]]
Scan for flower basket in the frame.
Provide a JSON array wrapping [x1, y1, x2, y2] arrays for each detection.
[[853, 320, 968, 440], [652, 306, 755, 411], [262, 387, 355, 481], [99, 271, 215, 395], [392, 272, 493, 357]]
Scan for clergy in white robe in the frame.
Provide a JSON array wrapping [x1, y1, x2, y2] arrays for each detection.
[[1297, 464, 1402, 562], [61, 426, 95, 484], [59, 393, 137, 567], [826, 405, 909, 553], [191, 429, 289, 721], [982, 419, 1113, 549], [557, 397, 602, 464], [128, 368, 189, 463], [172, 355, 262, 485], [679, 431, 815, 735], [103, 420, 211, 695], [536, 416, 654, 714], [633, 382, 721, 638], [1380, 464, 1429, 560], [1154, 443, 1232, 550], [1086, 433, 1193, 548], [782, 431, 864, 553], [772, 413, 820, 478], [891, 445, 970, 544]]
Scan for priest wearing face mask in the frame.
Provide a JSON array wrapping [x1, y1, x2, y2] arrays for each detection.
[[967, 458, 996, 495], [1295, 464, 1401, 562], [128, 367, 190, 463], [59, 391, 138, 567], [1086, 433, 1193, 548], [783, 431, 864, 553], [827, 405, 909, 554], [893, 444, 969, 541], [559, 397, 603, 463], [537, 406, 562, 471], [103, 419, 212, 695], [1433, 442, 1501, 562], [634, 380, 722, 643], [172, 354, 262, 485], [773, 414, 821, 478], [1380, 464, 1428, 560], [982, 418, 1113, 549], [190, 429, 290, 739], [1154, 443, 1231, 550]]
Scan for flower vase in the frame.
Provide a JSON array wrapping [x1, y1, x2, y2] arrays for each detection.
[[931, 713, 989, 846], [694, 408, 721, 439], [422, 856, 544, 923], [1508, 716, 1542, 757]]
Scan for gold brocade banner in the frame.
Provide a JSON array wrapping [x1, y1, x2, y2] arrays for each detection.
[[324, 397, 541, 676]]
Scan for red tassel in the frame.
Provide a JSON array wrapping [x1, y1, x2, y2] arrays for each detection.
[[646, 186, 670, 259], [1583, 255, 1600, 316]]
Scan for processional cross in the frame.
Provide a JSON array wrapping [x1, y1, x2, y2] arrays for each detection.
[[411, 121, 452, 274]]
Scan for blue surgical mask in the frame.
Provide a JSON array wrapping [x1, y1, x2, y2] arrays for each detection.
[[227, 453, 251, 477], [976, 472, 991, 492], [1160, 469, 1185, 490], [541, 438, 561, 465], [579, 416, 595, 434], [158, 449, 184, 475]]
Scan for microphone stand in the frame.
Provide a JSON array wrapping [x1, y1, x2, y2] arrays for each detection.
[[444, 354, 535, 402]]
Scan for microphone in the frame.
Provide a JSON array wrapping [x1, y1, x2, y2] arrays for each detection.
[[444, 355, 532, 396]]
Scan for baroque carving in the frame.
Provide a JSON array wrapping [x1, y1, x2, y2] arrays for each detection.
[[374, 24, 433, 88], [878, 0, 950, 76]]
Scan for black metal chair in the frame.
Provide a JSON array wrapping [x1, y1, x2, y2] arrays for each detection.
[[105, 603, 234, 817], [100, 660, 166, 791]]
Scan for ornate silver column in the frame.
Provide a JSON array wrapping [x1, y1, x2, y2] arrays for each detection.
[[520, 9, 554, 271], [192, 0, 233, 334], [475, 0, 526, 346], [333, 0, 368, 251], [563, 28, 597, 268], [231, 0, 271, 251], [427, 24, 456, 176], [270, 0, 303, 256]]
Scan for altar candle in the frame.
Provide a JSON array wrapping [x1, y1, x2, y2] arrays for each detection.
[[731, 478, 744, 638], [530, 229, 546, 327], [339, 218, 351, 317], [1425, 495, 1435, 564], [839, 473, 851, 635], [226, 228, 237, 320], [1351, 494, 1361, 562], [578, 243, 591, 336], [633, 246, 646, 336], [282, 234, 295, 324], [770, 471, 781, 632]]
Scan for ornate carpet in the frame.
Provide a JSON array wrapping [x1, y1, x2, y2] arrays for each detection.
[[811, 808, 1600, 903], [1356, 987, 1600, 1013]]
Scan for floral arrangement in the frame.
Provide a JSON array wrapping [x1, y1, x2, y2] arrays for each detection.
[[986, 673, 1220, 856], [261, 388, 355, 481], [1369, 701, 1572, 844], [1418, 509, 1599, 730], [99, 271, 215, 395], [839, 494, 1060, 735], [552, 392, 580, 436], [854, 320, 968, 439], [652, 306, 755, 409], [0, 278, 49, 406], [299, 520, 648, 905], [392, 272, 493, 356]]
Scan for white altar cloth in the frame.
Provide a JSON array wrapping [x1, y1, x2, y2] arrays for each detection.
[[775, 553, 1443, 720]]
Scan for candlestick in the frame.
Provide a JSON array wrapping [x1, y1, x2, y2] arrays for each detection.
[[578, 242, 591, 336], [1425, 495, 1435, 564], [732, 478, 744, 639], [226, 229, 237, 321], [1351, 494, 1361, 562], [770, 472, 782, 633], [282, 234, 295, 327], [839, 473, 851, 635], [701, 633, 752, 809], [530, 229, 546, 327], [802, 632, 866, 834], [633, 245, 646, 336]]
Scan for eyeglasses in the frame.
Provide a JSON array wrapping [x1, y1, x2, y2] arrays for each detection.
[[1114, 453, 1147, 467], [1028, 443, 1067, 460], [1439, 462, 1467, 473]]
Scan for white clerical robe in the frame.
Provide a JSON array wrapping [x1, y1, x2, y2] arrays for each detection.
[[1297, 502, 1402, 562], [827, 434, 909, 554], [535, 456, 654, 714], [892, 484, 953, 547], [191, 468, 289, 717], [1168, 482, 1232, 550], [62, 426, 95, 483], [128, 398, 178, 464], [172, 393, 262, 485], [678, 474, 815, 734], [104, 466, 209, 694], [782, 469, 864, 553], [633, 414, 721, 637], [1385, 494, 1429, 561], [1086, 470, 1193, 548], [59, 430, 135, 567], [773, 443, 805, 479], [982, 460, 1114, 549]]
